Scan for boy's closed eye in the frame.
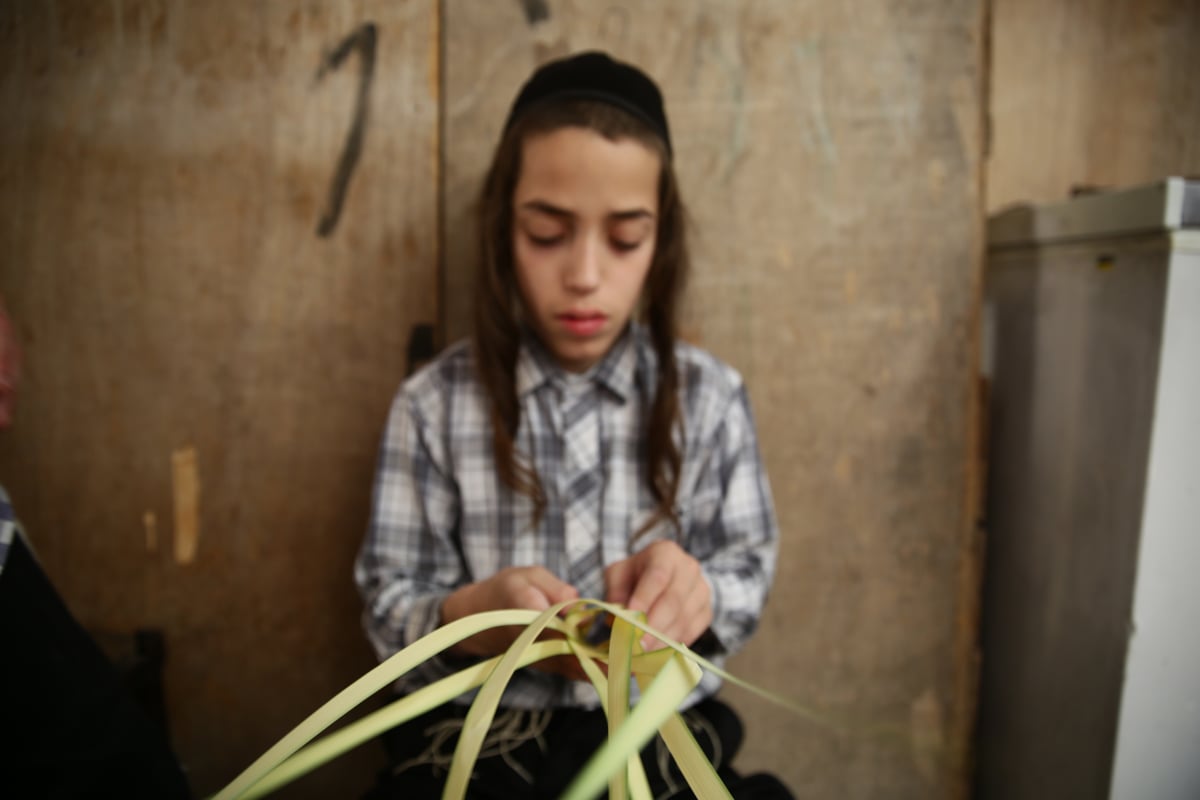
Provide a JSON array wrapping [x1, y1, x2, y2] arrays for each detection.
[[609, 219, 652, 253], [520, 214, 567, 245], [520, 227, 648, 254], [526, 231, 567, 248]]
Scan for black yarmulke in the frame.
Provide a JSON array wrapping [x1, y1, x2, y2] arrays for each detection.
[[503, 51, 672, 155]]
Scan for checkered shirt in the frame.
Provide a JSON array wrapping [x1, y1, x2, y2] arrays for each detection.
[[355, 324, 778, 709], [0, 485, 18, 578]]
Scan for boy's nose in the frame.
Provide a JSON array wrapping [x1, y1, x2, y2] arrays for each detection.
[[564, 236, 602, 293]]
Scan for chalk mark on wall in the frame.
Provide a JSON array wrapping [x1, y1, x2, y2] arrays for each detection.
[[314, 22, 377, 238]]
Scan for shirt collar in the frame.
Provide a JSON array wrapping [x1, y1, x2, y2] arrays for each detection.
[[516, 324, 642, 403]]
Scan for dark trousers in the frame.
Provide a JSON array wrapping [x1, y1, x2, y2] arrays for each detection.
[[0, 535, 191, 799], [364, 694, 793, 799]]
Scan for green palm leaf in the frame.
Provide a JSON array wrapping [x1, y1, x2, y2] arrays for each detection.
[[213, 599, 806, 800]]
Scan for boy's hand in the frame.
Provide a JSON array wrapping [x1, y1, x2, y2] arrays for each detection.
[[604, 540, 712, 651], [441, 566, 578, 659]]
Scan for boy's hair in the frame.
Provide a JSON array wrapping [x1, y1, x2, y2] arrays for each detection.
[[472, 99, 689, 540]]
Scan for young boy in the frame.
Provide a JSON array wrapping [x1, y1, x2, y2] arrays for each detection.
[[356, 51, 788, 798]]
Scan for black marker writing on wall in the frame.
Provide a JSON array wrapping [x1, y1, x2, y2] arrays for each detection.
[[517, 0, 550, 25], [314, 22, 377, 238]]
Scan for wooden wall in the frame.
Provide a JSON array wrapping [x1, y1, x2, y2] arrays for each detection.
[[988, 0, 1200, 210], [443, 2, 986, 797], [0, 1, 438, 795]]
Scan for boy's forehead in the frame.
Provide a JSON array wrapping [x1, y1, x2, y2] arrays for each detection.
[[514, 128, 659, 211]]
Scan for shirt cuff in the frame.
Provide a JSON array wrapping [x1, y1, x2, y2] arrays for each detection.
[[699, 566, 759, 657], [401, 593, 480, 686]]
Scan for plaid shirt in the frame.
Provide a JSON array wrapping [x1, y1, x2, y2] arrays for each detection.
[[355, 324, 778, 709], [0, 485, 18, 578]]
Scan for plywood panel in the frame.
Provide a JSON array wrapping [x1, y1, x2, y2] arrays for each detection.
[[988, 0, 1200, 210], [443, 1, 985, 797], [0, 1, 439, 795]]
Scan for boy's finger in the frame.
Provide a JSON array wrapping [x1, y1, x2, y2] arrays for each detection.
[[550, 582, 580, 606], [645, 592, 681, 643], [603, 559, 636, 606], [525, 566, 578, 599], [626, 561, 672, 614], [513, 583, 552, 611]]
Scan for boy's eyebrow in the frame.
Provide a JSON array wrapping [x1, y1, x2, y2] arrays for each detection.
[[610, 208, 655, 222], [518, 200, 655, 221], [519, 200, 572, 219]]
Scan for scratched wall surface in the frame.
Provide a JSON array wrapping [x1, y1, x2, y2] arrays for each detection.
[[0, 1, 438, 796], [988, 0, 1200, 210], [443, 1, 985, 797]]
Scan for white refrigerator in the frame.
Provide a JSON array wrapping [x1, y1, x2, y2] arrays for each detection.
[[977, 178, 1200, 800]]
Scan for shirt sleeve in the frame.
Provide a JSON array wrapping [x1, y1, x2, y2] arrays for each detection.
[[691, 384, 779, 657], [354, 384, 469, 680], [0, 485, 18, 577]]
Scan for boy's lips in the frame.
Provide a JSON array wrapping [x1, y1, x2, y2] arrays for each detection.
[[557, 311, 608, 337]]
